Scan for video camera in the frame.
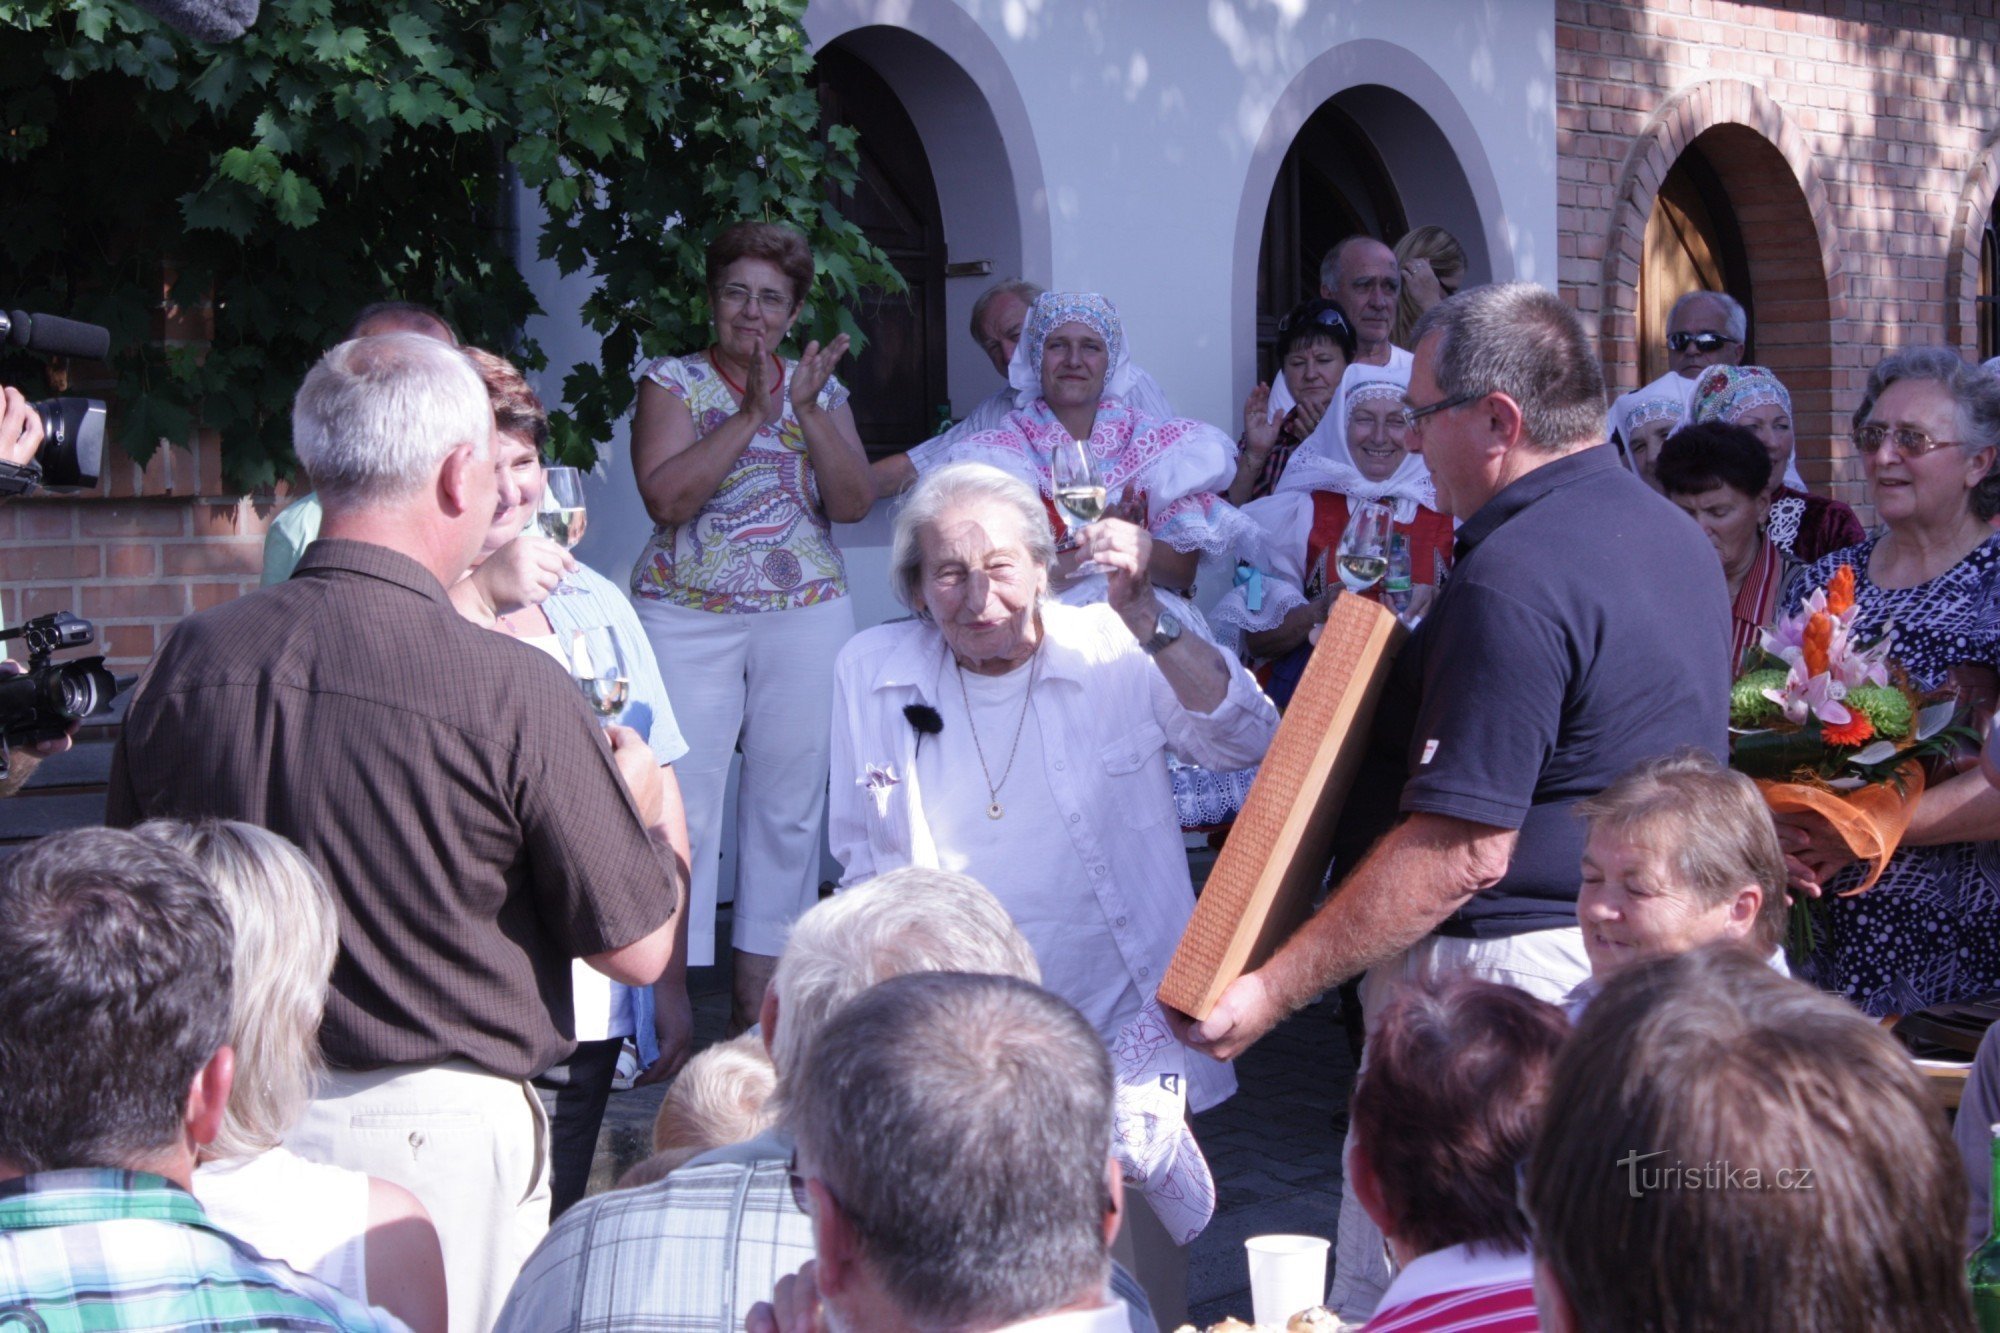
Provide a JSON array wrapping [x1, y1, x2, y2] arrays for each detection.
[[0, 309, 112, 495], [0, 613, 123, 776]]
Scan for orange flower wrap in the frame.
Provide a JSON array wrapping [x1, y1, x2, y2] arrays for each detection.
[[1802, 612, 1833, 678], [1757, 760, 1926, 895], [1826, 565, 1855, 617]]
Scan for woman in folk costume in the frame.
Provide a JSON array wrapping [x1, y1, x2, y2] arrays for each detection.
[[1690, 363, 1864, 563], [938, 292, 1253, 610], [1608, 371, 1690, 492], [1212, 365, 1452, 697]]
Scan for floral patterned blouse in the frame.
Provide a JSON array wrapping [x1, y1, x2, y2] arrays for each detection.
[[629, 352, 851, 615]]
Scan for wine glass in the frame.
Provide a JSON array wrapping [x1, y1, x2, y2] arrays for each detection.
[[1336, 500, 1393, 594], [539, 467, 588, 552], [570, 627, 630, 728], [1049, 436, 1109, 575]]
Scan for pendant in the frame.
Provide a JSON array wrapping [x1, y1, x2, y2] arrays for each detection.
[[987, 801, 1004, 820]]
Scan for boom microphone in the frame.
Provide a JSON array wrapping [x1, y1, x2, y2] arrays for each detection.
[[129, 0, 259, 42], [0, 312, 111, 362]]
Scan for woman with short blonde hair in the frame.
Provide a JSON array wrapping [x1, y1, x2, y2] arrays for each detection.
[[140, 819, 448, 1333]]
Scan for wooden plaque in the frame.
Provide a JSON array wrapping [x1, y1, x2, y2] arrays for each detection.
[[1158, 595, 1407, 1019]]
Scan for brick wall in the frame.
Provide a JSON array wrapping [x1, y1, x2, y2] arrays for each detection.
[[0, 430, 280, 671], [1561, 0, 2000, 516]]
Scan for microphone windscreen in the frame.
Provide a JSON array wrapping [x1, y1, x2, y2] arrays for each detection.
[[5, 312, 112, 361], [129, 0, 259, 42]]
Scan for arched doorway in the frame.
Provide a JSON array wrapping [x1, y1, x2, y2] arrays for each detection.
[[1980, 187, 2000, 362], [1237, 47, 1503, 401], [1634, 123, 1835, 480], [1640, 145, 1755, 385], [1255, 96, 1406, 380], [815, 45, 949, 458]]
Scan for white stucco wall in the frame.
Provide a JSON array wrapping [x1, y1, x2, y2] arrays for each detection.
[[516, 0, 1559, 889]]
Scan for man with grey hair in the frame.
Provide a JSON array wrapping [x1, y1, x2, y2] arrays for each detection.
[[1182, 282, 1728, 1319], [109, 332, 682, 1333], [872, 277, 1174, 496], [1267, 234, 1413, 420], [496, 867, 1154, 1333], [749, 972, 1130, 1333], [1666, 289, 1747, 379]]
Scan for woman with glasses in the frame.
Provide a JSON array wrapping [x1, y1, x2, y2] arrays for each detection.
[[628, 219, 874, 1031], [1772, 348, 2000, 1017], [1230, 298, 1357, 503], [1690, 364, 1864, 562]]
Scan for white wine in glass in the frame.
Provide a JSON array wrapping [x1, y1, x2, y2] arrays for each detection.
[[570, 627, 629, 727], [1050, 436, 1109, 574], [539, 467, 588, 551], [1336, 500, 1393, 594]]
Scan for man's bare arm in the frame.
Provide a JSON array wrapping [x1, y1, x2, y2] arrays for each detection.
[[1177, 811, 1516, 1060]]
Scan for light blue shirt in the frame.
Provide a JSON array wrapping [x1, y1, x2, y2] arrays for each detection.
[[543, 562, 688, 765]]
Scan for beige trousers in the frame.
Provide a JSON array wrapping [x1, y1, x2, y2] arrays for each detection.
[[288, 1060, 552, 1333]]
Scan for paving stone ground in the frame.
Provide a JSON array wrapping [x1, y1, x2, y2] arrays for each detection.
[[580, 905, 1356, 1332]]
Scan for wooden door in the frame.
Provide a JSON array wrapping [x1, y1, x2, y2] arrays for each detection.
[[816, 47, 949, 458]]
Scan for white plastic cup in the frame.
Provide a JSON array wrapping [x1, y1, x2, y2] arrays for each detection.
[[1244, 1233, 1331, 1326]]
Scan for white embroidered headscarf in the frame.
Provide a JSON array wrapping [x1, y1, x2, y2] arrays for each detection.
[[1273, 363, 1435, 521], [1688, 364, 1807, 491], [1007, 292, 1142, 411]]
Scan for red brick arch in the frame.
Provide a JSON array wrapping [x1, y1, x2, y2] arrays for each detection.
[[1597, 78, 1857, 504], [1945, 136, 2000, 356]]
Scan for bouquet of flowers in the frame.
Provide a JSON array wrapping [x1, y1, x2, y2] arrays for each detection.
[[1728, 566, 1969, 958]]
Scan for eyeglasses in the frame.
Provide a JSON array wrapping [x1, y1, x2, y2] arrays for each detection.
[[1851, 423, 1965, 457], [1666, 331, 1738, 354], [716, 283, 793, 316], [788, 1149, 872, 1235], [1394, 390, 1484, 432]]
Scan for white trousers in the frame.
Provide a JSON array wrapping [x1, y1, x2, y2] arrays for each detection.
[[1325, 925, 1591, 1321], [634, 596, 853, 962], [287, 1061, 551, 1333]]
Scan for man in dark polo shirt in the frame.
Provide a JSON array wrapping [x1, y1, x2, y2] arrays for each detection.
[[107, 332, 681, 1333], [1182, 282, 1727, 1315]]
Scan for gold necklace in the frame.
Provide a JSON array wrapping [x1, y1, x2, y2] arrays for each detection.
[[955, 651, 1039, 820]]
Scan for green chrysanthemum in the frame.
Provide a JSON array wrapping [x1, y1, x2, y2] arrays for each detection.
[[1731, 670, 1787, 729], [1845, 684, 1914, 739]]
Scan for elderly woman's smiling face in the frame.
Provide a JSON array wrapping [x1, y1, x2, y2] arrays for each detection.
[[1577, 826, 1760, 980], [915, 502, 1049, 674], [1038, 321, 1109, 415]]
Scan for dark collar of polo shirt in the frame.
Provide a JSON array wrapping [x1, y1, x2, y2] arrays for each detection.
[[292, 537, 456, 605], [1452, 442, 1623, 564]]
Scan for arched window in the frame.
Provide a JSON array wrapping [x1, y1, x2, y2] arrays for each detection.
[[815, 45, 949, 458], [1255, 96, 1406, 382], [1641, 143, 1755, 385]]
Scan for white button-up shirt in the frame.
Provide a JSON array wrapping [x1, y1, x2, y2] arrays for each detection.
[[830, 601, 1278, 1113]]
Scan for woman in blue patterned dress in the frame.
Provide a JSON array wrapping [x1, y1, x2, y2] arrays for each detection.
[[1779, 348, 2000, 1016], [627, 220, 875, 1030]]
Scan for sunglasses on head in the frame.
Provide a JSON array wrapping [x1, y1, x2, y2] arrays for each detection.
[[1667, 331, 1738, 354], [1278, 307, 1353, 339]]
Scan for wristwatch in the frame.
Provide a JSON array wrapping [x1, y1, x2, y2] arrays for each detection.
[[1140, 610, 1184, 656]]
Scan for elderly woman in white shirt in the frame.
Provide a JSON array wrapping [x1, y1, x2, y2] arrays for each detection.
[[828, 462, 1278, 1261]]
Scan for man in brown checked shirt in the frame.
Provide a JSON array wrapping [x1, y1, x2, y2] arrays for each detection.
[[108, 332, 682, 1333]]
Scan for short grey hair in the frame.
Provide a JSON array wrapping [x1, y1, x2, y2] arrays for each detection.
[[970, 278, 1043, 343], [1575, 750, 1788, 955], [133, 820, 339, 1161], [1851, 347, 2000, 521], [888, 463, 1056, 613], [293, 332, 494, 505], [769, 866, 1040, 1082], [787, 973, 1115, 1329], [1411, 282, 1607, 451], [1670, 290, 1748, 343], [1319, 234, 1396, 294]]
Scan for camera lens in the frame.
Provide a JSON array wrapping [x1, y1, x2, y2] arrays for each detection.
[[52, 668, 103, 722]]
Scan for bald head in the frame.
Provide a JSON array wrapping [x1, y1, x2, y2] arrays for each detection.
[[1321, 237, 1401, 362], [344, 301, 459, 347]]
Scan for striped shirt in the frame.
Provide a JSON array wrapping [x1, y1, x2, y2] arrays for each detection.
[[0, 1169, 407, 1331], [1361, 1243, 1540, 1332]]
